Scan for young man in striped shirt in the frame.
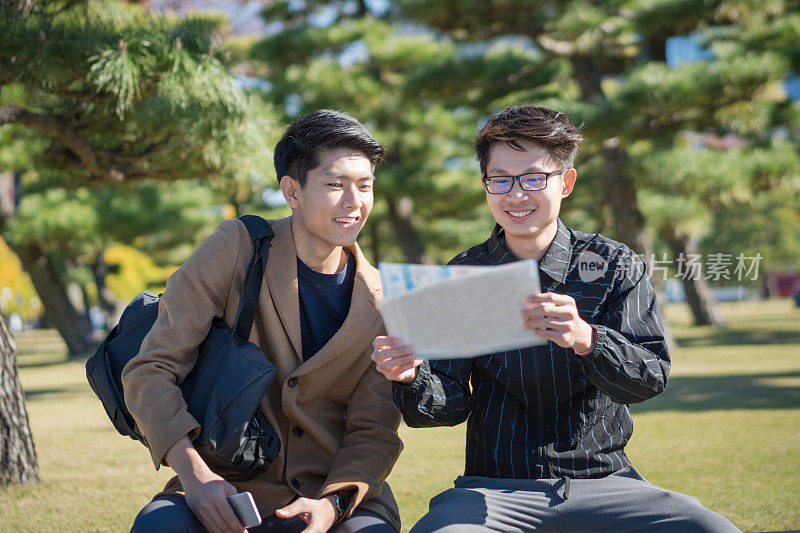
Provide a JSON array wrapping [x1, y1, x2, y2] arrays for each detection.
[[371, 106, 739, 532]]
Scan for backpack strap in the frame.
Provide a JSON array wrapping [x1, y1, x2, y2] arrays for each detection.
[[239, 214, 274, 241], [233, 215, 275, 341]]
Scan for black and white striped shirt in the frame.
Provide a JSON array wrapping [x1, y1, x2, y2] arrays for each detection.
[[394, 220, 670, 479]]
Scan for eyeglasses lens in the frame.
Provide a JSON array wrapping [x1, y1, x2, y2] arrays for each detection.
[[485, 174, 547, 194], [520, 176, 546, 190], [486, 178, 510, 194]]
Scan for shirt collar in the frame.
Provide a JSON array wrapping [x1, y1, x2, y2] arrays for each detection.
[[538, 219, 572, 285], [296, 249, 354, 287], [487, 219, 572, 285]]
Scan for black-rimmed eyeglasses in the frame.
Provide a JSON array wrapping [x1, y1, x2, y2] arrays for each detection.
[[481, 169, 567, 195]]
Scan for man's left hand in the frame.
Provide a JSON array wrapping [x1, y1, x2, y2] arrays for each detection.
[[523, 292, 595, 354], [275, 496, 338, 533]]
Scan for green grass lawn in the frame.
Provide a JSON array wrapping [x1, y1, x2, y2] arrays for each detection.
[[2, 299, 799, 532]]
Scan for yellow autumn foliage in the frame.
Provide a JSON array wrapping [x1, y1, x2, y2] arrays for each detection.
[[104, 245, 177, 303], [0, 237, 40, 319]]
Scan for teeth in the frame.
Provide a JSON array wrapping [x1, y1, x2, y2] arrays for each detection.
[[508, 210, 533, 218], [334, 217, 358, 223]]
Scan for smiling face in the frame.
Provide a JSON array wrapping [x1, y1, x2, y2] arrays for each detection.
[[484, 139, 576, 259], [281, 147, 374, 268]]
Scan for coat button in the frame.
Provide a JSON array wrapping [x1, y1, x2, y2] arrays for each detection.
[[287, 377, 298, 388], [291, 478, 301, 489], [292, 426, 304, 437]]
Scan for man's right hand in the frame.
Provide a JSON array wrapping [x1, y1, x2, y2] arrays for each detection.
[[371, 336, 422, 384], [165, 436, 245, 533]]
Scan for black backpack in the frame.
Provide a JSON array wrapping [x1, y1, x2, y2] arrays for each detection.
[[86, 215, 280, 481]]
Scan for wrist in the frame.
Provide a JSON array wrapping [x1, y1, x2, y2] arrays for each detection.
[[399, 367, 419, 384], [573, 325, 597, 356], [166, 436, 199, 475], [166, 437, 217, 488], [325, 491, 350, 523], [324, 494, 342, 523]]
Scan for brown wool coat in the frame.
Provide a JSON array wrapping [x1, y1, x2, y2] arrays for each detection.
[[121, 216, 403, 529]]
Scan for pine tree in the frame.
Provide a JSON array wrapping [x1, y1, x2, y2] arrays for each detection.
[[250, 3, 487, 263], [1, 0, 275, 352], [394, 0, 800, 325], [0, 0, 274, 485], [252, 0, 799, 329]]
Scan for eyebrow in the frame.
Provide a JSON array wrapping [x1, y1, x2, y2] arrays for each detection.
[[324, 171, 375, 181], [487, 166, 548, 175]]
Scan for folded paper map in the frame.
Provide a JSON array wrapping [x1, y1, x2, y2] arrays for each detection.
[[378, 261, 546, 359]]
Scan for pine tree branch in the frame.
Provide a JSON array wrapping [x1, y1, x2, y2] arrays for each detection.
[[536, 35, 576, 57], [0, 105, 114, 179], [124, 167, 215, 182], [12, 0, 35, 17], [70, 112, 116, 129], [53, 84, 157, 106], [45, 143, 215, 183], [101, 141, 173, 163], [52, 0, 88, 15], [0, 105, 177, 182], [57, 90, 116, 105]]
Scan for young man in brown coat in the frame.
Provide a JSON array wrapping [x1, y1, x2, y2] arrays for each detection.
[[123, 110, 402, 533]]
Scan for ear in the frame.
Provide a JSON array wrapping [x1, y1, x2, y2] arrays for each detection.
[[561, 168, 577, 198], [280, 175, 300, 209]]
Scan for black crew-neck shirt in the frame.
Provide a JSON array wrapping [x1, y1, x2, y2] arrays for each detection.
[[297, 251, 355, 361]]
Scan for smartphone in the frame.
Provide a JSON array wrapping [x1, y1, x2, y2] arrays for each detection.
[[227, 491, 262, 528]]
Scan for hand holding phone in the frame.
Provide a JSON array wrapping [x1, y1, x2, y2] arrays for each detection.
[[227, 492, 262, 528]]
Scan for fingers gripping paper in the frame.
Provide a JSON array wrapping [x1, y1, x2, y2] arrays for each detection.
[[378, 261, 546, 359]]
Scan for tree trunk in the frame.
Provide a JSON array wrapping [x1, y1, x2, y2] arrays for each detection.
[[91, 250, 118, 323], [0, 314, 41, 486], [600, 143, 677, 351], [568, 56, 677, 350], [369, 218, 382, 265], [1, 171, 94, 356], [662, 225, 726, 327], [601, 143, 651, 256], [8, 244, 95, 357], [385, 195, 431, 264], [0, 172, 17, 220]]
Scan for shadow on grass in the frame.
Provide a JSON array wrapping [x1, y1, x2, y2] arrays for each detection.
[[17, 356, 73, 369], [675, 328, 800, 347], [631, 371, 800, 413], [24, 385, 88, 401]]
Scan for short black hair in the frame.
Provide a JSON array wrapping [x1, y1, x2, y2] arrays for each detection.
[[273, 109, 385, 187], [475, 106, 584, 173]]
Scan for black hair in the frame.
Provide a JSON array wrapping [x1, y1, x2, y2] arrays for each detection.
[[475, 106, 584, 172], [273, 109, 385, 186]]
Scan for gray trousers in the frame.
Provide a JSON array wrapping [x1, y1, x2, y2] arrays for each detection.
[[131, 494, 397, 533], [410, 467, 740, 533]]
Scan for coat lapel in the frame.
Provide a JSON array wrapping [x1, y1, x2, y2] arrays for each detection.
[[264, 217, 304, 363], [292, 243, 382, 377]]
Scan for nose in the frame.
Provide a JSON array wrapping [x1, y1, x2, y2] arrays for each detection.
[[507, 179, 530, 200], [342, 183, 363, 209]]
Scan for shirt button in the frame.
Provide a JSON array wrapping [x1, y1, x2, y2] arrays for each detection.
[[292, 426, 304, 437], [291, 478, 301, 489], [287, 377, 298, 388]]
